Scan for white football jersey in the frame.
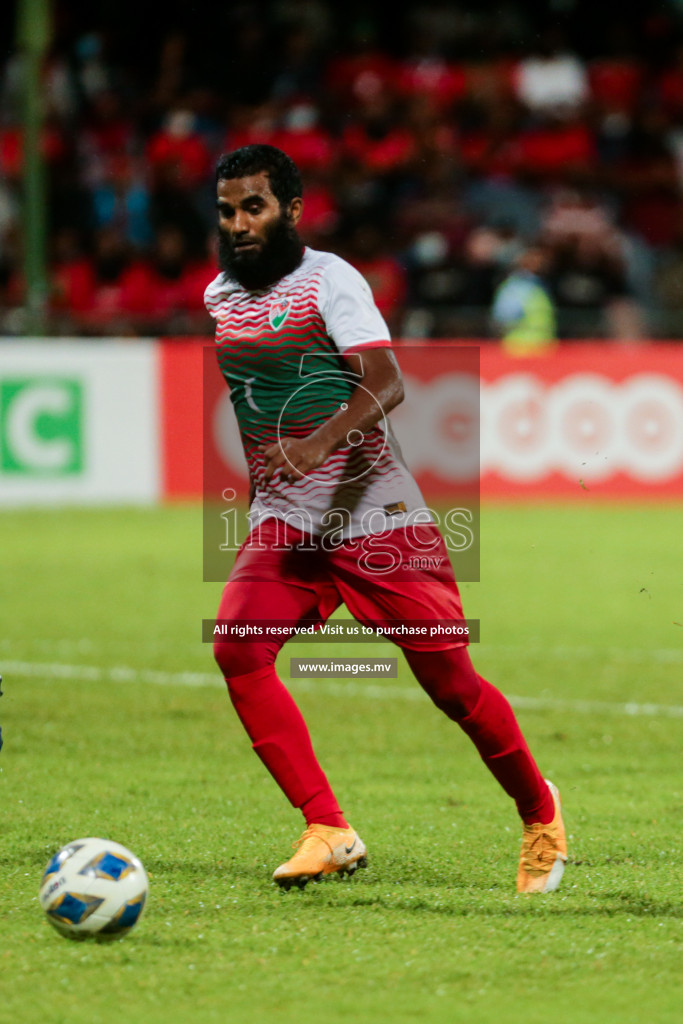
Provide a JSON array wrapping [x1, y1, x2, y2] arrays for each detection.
[[205, 247, 428, 539]]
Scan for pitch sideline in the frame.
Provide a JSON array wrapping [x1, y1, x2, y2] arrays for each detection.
[[3, 659, 683, 720]]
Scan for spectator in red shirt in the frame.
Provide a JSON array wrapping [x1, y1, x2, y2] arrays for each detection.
[[517, 116, 597, 179], [50, 228, 95, 322], [83, 227, 142, 333], [657, 43, 683, 118], [342, 91, 415, 175], [396, 32, 467, 113], [80, 90, 136, 183], [344, 221, 407, 332], [270, 102, 337, 173], [146, 109, 211, 190], [298, 173, 339, 248], [325, 28, 399, 111], [119, 225, 214, 333]]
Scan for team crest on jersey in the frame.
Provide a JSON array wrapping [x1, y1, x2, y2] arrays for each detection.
[[269, 297, 293, 330]]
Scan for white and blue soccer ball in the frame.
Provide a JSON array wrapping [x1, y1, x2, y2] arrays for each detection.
[[39, 837, 149, 941]]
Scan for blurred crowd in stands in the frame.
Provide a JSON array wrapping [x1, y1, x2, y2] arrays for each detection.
[[3, 0, 683, 339]]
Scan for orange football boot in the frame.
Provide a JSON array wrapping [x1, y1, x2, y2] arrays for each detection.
[[517, 780, 567, 893], [273, 824, 367, 890]]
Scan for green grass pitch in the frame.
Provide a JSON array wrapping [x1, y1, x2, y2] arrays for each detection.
[[0, 503, 681, 1024]]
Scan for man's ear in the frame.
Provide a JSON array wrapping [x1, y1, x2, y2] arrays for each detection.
[[289, 197, 303, 225]]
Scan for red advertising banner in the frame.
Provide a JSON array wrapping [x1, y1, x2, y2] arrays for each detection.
[[476, 344, 683, 498], [159, 339, 204, 499], [161, 340, 683, 500]]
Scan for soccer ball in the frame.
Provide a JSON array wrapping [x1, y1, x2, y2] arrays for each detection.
[[39, 837, 149, 941]]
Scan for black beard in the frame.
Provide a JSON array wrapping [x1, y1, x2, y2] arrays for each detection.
[[217, 214, 303, 291]]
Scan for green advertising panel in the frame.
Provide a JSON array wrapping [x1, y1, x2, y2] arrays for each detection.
[[0, 378, 84, 475]]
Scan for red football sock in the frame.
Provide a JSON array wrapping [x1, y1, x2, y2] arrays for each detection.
[[222, 664, 348, 829], [405, 647, 554, 825], [459, 678, 555, 825]]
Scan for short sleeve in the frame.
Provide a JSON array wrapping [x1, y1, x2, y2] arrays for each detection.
[[204, 273, 226, 319], [317, 258, 391, 353]]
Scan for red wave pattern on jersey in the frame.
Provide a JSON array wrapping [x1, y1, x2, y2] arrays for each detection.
[[205, 251, 428, 534]]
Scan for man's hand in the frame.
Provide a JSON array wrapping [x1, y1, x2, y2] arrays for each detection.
[[259, 435, 333, 484], [258, 348, 404, 487]]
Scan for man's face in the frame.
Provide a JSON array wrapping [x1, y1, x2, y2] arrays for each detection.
[[216, 172, 303, 289]]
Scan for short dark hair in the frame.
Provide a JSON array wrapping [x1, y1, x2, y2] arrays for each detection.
[[215, 145, 302, 207]]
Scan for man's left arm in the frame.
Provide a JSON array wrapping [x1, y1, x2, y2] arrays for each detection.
[[260, 347, 404, 484]]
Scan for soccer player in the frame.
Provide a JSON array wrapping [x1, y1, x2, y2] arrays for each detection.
[[206, 145, 567, 893]]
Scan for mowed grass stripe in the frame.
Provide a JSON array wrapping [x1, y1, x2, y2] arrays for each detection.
[[6, 659, 683, 718]]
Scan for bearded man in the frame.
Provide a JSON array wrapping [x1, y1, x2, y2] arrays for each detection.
[[205, 145, 567, 894]]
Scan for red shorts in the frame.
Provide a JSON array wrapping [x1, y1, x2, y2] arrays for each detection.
[[221, 517, 468, 651]]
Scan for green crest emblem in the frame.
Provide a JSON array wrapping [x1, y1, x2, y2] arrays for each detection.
[[269, 297, 293, 330]]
